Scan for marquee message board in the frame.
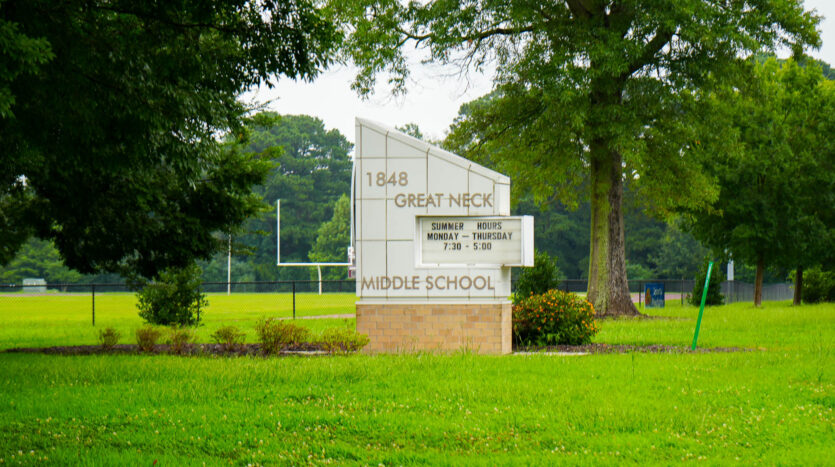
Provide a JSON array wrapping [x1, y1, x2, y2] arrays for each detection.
[[417, 216, 533, 267], [354, 118, 533, 301]]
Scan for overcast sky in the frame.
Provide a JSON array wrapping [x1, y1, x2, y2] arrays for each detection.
[[250, 0, 835, 144]]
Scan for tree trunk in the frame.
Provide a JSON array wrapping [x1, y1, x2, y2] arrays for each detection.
[[754, 254, 764, 307], [587, 147, 639, 316], [793, 265, 803, 306]]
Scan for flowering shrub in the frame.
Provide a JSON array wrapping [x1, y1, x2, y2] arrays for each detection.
[[512, 289, 598, 346]]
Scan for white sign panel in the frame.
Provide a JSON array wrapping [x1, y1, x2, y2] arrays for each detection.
[[354, 118, 531, 301], [417, 216, 533, 267]]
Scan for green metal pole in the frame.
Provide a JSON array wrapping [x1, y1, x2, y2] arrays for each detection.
[[691, 261, 713, 350]]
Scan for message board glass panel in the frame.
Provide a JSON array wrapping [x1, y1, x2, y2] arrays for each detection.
[[418, 216, 524, 266]]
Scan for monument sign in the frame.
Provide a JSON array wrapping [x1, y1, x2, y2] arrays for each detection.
[[354, 118, 533, 354]]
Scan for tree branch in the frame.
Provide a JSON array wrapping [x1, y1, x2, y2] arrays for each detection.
[[565, 0, 596, 19], [398, 24, 534, 48], [89, 5, 245, 35], [622, 28, 675, 78]]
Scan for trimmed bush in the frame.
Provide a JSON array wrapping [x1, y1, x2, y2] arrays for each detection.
[[210, 325, 246, 352], [512, 289, 598, 346], [136, 264, 207, 326], [317, 328, 370, 354], [136, 326, 163, 352], [801, 267, 835, 303], [514, 250, 562, 303], [255, 318, 310, 354], [97, 327, 121, 350], [690, 261, 724, 306], [167, 327, 195, 354]]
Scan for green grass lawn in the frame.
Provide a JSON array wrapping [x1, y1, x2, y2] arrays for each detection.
[[0, 301, 832, 465], [0, 292, 357, 350]]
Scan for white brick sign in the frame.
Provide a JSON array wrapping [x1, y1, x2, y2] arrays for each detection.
[[354, 118, 533, 301]]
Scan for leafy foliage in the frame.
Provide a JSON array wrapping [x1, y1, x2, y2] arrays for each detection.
[[0, 238, 81, 284], [800, 267, 835, 304], [308, 194, 351, 280], [513, 290, 597, 346], [331, 0, 819, 314], [690, 261, 725, 306], [513, 250, 562, 303], [626, 262, 654, 281], [136, 265, 207, 326], [255, 318, 310, 354], [201, 113, 354, 282], [683, 59, 835, 303], [0, 0, 338, 278]]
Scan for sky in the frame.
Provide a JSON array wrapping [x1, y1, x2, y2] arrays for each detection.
[[250, 0, 835, 145]]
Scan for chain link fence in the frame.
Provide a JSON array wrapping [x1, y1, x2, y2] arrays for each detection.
[[0, 278, 795, 326], [0, 280, 358, 326]]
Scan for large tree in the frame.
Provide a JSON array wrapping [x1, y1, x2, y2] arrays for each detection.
[[331, 0, 819, 315], [0, 0, 337, 278], [685, 58, 835, 306]]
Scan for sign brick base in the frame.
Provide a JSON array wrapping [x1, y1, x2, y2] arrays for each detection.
[[356, 302, 512, 354]]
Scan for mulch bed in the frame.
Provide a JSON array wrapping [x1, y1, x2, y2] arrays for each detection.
[[514, 343, 750, 354], [5, 343, 751, 357], [4, 343, 331, 357]]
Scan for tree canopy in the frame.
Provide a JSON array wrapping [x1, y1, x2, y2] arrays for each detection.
[[331, 0, 820, 315], [683, 58, 835, 305], [308, 194, 352, 280], [0, 0, 338, 278], [197, 113, 353, 282]]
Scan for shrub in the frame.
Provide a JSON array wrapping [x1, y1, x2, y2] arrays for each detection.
[[514, 250, 562, 303], [167, 327, 195, 354], [690, 260, 724, 306], [512, 289, 598, 346], [210, 325, 246, 352], [97, 327, 121, 350], [317, 328, 370, 354], [801, 267, 835, 304], [136, 326, 163, 352], [136, 264, 207, 326], [255, 318, 310, 354]]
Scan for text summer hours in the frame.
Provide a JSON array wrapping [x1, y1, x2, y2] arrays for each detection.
[[426, 220, 514, 241]]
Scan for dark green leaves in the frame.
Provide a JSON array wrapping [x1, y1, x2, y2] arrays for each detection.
[[0, 0, 337, 278]]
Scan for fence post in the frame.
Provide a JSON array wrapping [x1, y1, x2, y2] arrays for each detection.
[[91, 284, 96, 326], [196, 284, 201, 324], [292, 281, 296, 320], [638, 281, 644, 308], [681, 278, 685, 305]]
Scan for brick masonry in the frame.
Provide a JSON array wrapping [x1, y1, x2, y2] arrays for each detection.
[[356, 302, 512, 355]]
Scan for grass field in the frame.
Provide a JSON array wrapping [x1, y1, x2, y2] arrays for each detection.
[[0, 300, 832, 465], [0, 292, 357, 350]]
